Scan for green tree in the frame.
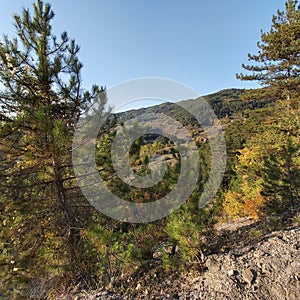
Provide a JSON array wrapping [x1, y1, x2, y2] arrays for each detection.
[[262, 100, 300, 213], [237, 0, 300, 100], [0, 0, 107, 290], [263, 140, 300, 212]]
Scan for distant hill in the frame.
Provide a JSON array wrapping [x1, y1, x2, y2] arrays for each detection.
[[116, 88, 274, 125]]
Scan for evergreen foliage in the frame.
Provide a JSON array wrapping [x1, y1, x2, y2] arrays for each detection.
[[237, 0, 300, 100], [0, 0, 107, 294], [0, 0, 300, 297]]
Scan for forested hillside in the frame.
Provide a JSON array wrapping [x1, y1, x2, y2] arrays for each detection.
[[0, 0, 299, 299]]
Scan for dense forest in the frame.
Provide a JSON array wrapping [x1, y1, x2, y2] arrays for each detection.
[[0, 0, 299, 299]]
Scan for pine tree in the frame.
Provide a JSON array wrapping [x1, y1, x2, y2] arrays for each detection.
[[263, 143, 300, 213], [262, 112, 300, 213], [0, 0, 107, 285], [237, 0, 300, 100]]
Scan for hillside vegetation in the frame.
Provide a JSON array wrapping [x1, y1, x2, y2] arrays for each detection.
[[0, 0, 299, 299]]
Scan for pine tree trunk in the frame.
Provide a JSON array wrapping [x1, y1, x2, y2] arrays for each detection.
[[52, 153, 80, 276]]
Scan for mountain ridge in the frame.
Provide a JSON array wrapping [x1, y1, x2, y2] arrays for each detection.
[[116, 88, 274, 124]]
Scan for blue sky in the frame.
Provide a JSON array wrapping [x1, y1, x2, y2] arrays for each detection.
[[0, 0, 285, 110]]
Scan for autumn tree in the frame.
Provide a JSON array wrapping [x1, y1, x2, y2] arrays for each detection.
[[231, 0, 300, 221], [237, 0, 300, 100], [222, 99, 300, 221]]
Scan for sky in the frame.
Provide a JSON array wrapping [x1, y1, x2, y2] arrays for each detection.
[[0, 0, 285, 111]]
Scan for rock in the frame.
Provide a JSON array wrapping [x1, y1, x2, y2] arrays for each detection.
[[241, 268, 256, 285], [227, 269, 237, 277], [205, 257, 221, 273], [152, 242, 178, 259], [79, 226, 300, 300]]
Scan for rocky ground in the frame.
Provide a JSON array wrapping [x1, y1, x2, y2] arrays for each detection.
[[73, 224, 300, 300]]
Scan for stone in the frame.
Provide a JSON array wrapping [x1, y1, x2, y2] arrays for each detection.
[[242, 268, 256, 285], [227, 269, 236, 277], [205, 258, 221, 273], [79, 227, 300, 300]]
